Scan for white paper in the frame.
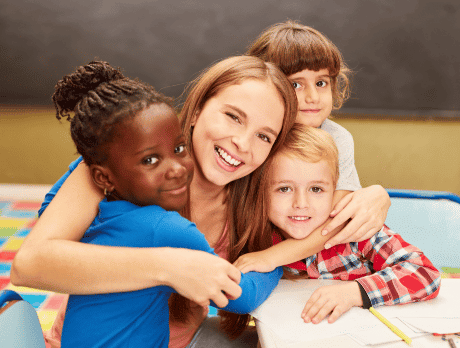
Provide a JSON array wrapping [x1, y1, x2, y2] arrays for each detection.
[[400, 317, 460, 334], [252, 279, 460, 345], [252, 279, 396, 343], [347, 318, 428, 346]]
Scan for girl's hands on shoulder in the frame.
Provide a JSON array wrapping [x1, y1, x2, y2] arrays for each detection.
[[322, 185, 390, 248], [166, 249, 242, 308], [301, 282, 363, 324]]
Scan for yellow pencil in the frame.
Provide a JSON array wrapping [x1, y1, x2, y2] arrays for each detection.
[[369, 307, 412, 345]]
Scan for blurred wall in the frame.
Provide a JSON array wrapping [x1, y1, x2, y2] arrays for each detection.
[[1, 106, 459, 196]]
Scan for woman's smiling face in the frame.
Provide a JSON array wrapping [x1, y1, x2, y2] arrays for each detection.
[[191, 79, 285, 187]]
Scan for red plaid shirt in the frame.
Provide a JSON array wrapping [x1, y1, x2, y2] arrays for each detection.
[[273, 225, 441, 307]]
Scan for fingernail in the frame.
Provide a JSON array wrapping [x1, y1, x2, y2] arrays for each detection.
[[304, 317, 310, 323], [330, 210, 336, 215], [322, 229, 328, 236], [324, 243, 331, 249]]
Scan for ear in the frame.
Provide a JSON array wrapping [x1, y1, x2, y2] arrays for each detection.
[[190, 109, 200, 127], [90, 164, 115, 194]]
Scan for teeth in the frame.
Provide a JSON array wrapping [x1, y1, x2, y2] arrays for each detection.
[[216, 147, 241, 167], [290, 216, 310, 221]]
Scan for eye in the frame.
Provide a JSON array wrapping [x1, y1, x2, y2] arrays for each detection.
[[142, 156, 159, 165], [317, 80, 328, 88], [278, 186, 292, 193], [226, 112, 242, 124], [292, 81, 302, 89], [257, 133, 271, 144], [175, 144, 187, 154], [310, 186, 323, 193]]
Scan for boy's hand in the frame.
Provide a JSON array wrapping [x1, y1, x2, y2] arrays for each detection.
[[234, 250, 276, 274], [301, 282, 363, 324]]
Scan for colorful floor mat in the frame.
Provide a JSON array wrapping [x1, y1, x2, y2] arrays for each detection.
[[0, 197, 65, 331]]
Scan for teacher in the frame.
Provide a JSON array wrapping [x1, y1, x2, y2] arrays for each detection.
[[12, 56, 390, 348]]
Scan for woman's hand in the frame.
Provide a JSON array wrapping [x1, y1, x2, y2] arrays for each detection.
[[301, 282, 363, 324], [166, 249, 242, 308], [322, 185, 390, 248]]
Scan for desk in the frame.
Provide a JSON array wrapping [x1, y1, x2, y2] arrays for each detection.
[[254, 279, 460, 348], [257, 321, 460, 348]]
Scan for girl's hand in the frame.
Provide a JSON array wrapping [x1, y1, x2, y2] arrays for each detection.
[[301, 282, 363, 324], [168, 249, 242, 308], [322, 185, 391, 248], [234, 250, 276, 274]]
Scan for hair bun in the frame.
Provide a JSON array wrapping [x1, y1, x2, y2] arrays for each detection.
[[53, 60, 125, 118], [76, 60, 125, 91]]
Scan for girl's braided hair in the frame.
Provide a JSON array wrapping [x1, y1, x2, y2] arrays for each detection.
[[52, 60, 174, 165]]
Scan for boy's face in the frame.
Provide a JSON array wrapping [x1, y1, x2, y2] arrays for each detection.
[[268, 154, 334, 240], [104, 104, 194, 210], [288, 68, 333, 128]]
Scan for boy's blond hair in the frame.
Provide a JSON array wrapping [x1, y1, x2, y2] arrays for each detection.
[[276, 123, 339, 189], [247, 20, 351, 110]]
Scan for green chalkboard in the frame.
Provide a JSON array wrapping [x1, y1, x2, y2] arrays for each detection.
[[1, 0, 459, 117]]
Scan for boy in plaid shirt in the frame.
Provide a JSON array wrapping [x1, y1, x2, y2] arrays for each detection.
[[235, 124, 441, 324]]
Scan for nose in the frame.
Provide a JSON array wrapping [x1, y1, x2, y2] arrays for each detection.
[[165, 159, 187, 179], [232, 130, 252, 153], [293, 190, 309, 209], [304, 84, 319, 104]]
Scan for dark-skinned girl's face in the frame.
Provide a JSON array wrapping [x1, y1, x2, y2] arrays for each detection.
[[105, 104, 194, 210]]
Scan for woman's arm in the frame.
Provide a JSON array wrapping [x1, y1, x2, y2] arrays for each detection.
[[216, 267, 283, 314], [11, 163, 242, 307], [234, 186, 390, 273]]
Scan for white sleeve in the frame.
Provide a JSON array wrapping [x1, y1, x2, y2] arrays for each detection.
[[335, 131, 361, 191], [321, 119, 361, 191]]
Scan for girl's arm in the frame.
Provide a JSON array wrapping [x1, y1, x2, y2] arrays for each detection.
[[234, 216, 342, 273], [11, 162, 242, 308], [322, 185, 391, 247], [234, 186, 390, 273]]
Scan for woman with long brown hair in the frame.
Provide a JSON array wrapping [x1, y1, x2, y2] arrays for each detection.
[[12, 55, 390, 347]]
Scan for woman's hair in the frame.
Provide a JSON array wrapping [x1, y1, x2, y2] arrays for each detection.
[[247, 20, 351, 110], [52, 60, 174, 165], [174, 55, 298, 338]]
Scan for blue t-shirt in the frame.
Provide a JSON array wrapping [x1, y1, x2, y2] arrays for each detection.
[[41, 157, 282, 348]]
